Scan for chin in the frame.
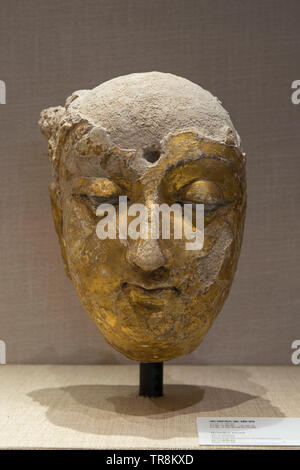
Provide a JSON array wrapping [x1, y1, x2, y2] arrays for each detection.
[[94, 311, 210, 362]]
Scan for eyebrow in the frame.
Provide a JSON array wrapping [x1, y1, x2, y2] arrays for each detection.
[[71, 177, 121, 195], [161, 153, 240, 176]]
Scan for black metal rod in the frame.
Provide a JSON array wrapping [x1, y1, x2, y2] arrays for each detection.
[[139, 362, 163, 397]]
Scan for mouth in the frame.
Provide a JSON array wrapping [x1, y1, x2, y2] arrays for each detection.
[[121, 281, 179, 294], [121, 281, 179, 310]]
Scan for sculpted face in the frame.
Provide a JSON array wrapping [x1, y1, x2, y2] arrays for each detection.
[[40, 72, 246, 362]]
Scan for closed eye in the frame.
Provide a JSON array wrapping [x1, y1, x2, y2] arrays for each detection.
[[80, 194, 120, 206], [71, 177, 123, 213], [177, 179, 228, 215], [78, 194, 121, 213], [177, 199, 226, 214]]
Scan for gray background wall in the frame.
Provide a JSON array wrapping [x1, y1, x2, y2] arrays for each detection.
[[0, 0, 299, 365]]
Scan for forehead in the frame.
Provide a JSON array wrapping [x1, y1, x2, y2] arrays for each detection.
[[67, 72, 240, 150]]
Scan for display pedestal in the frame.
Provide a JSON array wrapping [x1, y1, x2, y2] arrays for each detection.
[[139, 362, 163, 397]]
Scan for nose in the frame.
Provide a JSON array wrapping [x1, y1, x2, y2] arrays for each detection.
[[126, 238, 167, 272]]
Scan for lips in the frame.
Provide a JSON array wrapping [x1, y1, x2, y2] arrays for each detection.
[[121, 281, 178, 294], [121, 281, 179, 308]]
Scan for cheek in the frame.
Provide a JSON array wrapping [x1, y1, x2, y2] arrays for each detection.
[[167, 208, 241, 292], [195, 208, 242, 289], [63, 197, 104, 266], [164, 208, 235, 262], [63, 198, 126, 285], [203, 205, 242, 254]]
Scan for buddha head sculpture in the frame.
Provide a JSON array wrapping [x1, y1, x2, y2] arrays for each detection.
[[39, 72, 246, 362]]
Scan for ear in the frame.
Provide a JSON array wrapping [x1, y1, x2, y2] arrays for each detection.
[[39, 106, 66, 161], [40, 106, 71, 278], [49, 182, 71, 279]]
